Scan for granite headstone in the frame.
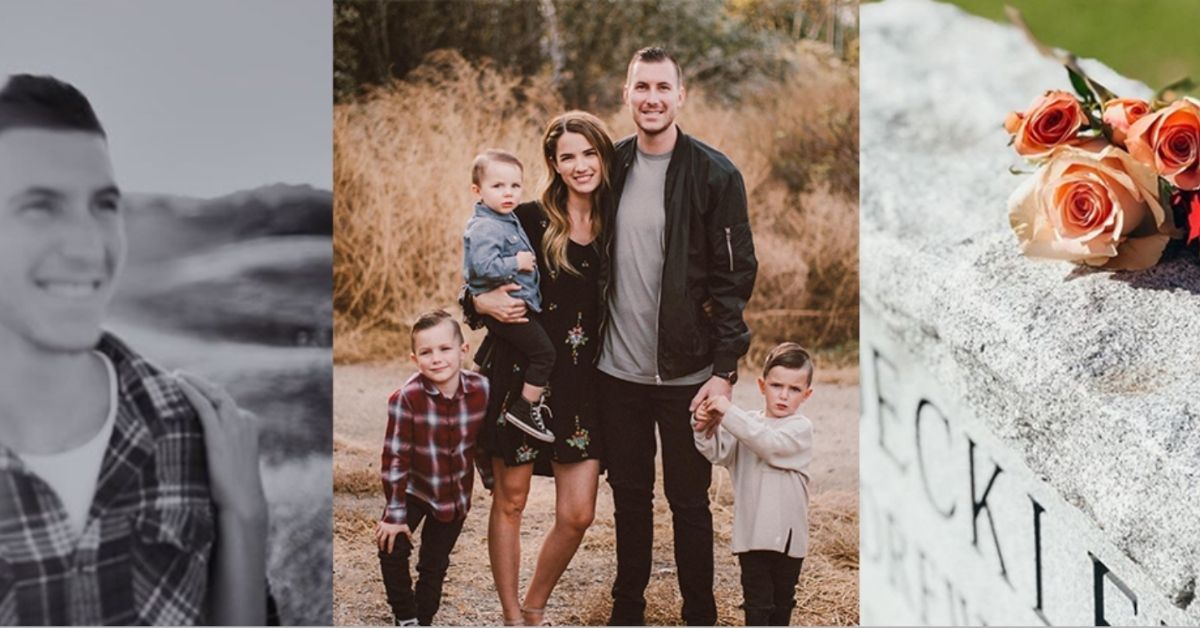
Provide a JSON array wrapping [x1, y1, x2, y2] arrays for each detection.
[[860, 1, 1200, 625]]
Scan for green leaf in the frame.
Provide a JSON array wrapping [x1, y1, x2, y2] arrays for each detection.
[[1066, 65, 1118, 105], [1067, 66, 1095, 104], [1159, 177, 1176, 216]]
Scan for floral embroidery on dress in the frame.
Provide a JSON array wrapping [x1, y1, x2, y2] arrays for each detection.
[[498, 396, 511, 425], [516, 444, 537, 463], [547, 302, 558, 311], [564, 415, 590, 451], [564, 312, 588, 365]]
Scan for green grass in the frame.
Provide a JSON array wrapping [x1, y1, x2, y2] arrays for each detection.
[[940, 0, 1200, 94]]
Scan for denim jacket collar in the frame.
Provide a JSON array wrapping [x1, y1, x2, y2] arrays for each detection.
[[473, 201, 520, 224]]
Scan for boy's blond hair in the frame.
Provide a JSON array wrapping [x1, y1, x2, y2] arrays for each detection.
[[471, 149, 523, 185], [410, 309, 463, 346], [761, 342, 814, 387]]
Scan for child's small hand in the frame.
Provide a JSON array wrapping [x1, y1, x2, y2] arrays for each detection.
[[699, 397, 730, 438], [516, 251, 536, 272], [692, 406, 711, 433], [693, 400, 720, 438], [375, 521, 411, 554], [700, 398, 729, 422]]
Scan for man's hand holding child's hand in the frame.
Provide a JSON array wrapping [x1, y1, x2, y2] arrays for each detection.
[[694, 396, 732, 438], [375, 521, 412, 553], [703, 395, 732, 420], [516, 251, 536, 272]]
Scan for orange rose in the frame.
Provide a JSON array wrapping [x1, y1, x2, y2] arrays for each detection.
[[1101, 97, 1150, 147], [1126, 98, 1200, 190], [1005, 90, 1088, 158], [1009, 143, 1174, 270]]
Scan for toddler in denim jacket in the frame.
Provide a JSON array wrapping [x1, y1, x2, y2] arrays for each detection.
[[463, 149, 556, 443]]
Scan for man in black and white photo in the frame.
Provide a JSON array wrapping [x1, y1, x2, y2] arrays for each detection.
[[0, 1, 333, 625], [0, 73, 269, 626]]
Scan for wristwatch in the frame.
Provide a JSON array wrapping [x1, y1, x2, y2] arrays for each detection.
[[713, 369, 738, 385]]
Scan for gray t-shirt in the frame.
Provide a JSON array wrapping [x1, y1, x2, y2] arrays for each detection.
[[598, 147, 710, 386]]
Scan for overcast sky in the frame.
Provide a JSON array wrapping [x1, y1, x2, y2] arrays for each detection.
[[0, 0, 331, 197]]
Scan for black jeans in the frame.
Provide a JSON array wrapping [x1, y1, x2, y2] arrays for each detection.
[[599, 373, 715, 626], [377, 495, 465, 625], [737, 550, 804, 626], [484, 316, 555, 388]]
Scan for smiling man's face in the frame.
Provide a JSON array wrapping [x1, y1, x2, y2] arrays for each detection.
[[624, 59, 686, 137], [0, 127, 125, 353]]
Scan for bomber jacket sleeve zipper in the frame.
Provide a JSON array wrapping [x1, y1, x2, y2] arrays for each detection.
[[725, 226, 734, 272]]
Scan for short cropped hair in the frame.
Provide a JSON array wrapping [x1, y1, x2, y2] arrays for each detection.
[[471, 149, 523, 186], [410, 309, 464, 346], [0, 74, 106, 137], [762, 342, 814, 387], [626, 46, 683, 87]]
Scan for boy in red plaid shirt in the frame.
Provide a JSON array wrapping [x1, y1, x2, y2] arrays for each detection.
[[375, 309, 490, 626]]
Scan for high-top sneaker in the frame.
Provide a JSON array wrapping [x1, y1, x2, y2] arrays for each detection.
[[504, 395, 554, 443]]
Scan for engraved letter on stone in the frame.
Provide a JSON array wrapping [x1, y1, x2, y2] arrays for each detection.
[[969, 438, 1008, 582], [870, 347, 908, 472], [915, 399, 956, 519]]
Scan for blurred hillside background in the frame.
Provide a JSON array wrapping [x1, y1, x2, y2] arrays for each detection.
[[334, 0, 860, 368], [107, 185, 333, 625], [931, 0, 1200, 95]]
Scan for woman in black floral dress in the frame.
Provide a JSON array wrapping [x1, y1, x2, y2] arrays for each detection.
[[478, 204, 603, 471], [469, 111, 613, 625]]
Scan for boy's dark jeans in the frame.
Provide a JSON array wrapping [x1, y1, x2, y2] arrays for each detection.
[[378, 495, 465, 626], [483, 316, 555, 388], [599, 373, 716, 626], [737, 550, 804, 626]]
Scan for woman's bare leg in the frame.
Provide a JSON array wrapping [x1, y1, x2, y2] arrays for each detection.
[[521, 459, 600, 620], [489, 458, 534, 623]]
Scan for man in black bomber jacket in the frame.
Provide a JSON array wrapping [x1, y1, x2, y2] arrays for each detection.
[[595, 46, 757, 626]]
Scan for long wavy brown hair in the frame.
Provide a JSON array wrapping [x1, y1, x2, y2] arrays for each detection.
[[539, 111, 614, 277]]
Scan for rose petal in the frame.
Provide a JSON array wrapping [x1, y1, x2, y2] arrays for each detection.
[[1174, 167, 1200, 191], [1008, 144, 1174, 269], [1100, 233, 1170, 270], [1005, 111, 1023, 134]]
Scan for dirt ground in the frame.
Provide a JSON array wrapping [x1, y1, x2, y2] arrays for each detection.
[[333, 362, 858, 626]]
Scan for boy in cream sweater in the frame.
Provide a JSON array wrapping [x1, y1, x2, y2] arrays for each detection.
[[693, 342, 814, 626]]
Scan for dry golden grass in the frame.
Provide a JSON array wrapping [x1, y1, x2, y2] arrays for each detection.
[[334, 51, 557, 358], [333, 48, 858, 363]]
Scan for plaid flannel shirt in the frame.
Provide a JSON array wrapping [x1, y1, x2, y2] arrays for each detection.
[[0, 333, 214, 625], [381, 371, 489, 525]]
